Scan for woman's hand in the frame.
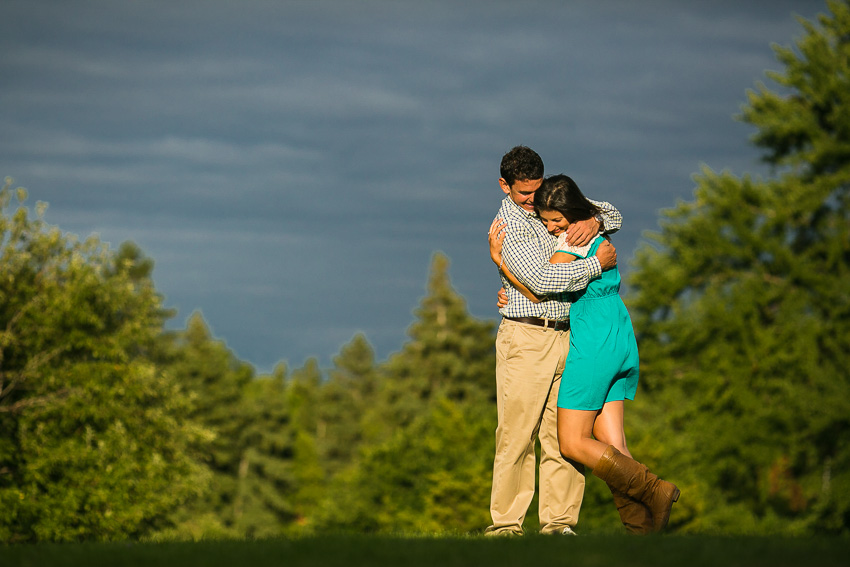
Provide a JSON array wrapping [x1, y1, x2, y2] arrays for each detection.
[[489, 218, 540, 305], [496, 287, 508, 308], [489, 218, 507, 266]]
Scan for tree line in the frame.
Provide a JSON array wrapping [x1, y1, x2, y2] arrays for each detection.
[[2, 0, 848, 542]]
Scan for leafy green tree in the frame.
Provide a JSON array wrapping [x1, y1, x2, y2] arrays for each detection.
[[626, 1, 850, 535], [315, 397, 493, 534], [0, 182, 209, 542]]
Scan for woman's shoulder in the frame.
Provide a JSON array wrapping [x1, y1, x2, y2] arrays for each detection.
[[556, 232, 603, 257]]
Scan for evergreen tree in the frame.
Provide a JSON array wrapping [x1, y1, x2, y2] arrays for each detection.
[[152, 312, 254, 538], [0, 182, 208, 542], [376, 253, 496, 430], [314, 254, 497, 533], [232, 365, 298, 538], [626, 1, 850, 535], [318, 333, 378, 476], [316, 397, 494, 534], [285, 358, 325, 532]]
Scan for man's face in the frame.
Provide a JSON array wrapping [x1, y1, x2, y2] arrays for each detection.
[[500, 177, 542, 213]]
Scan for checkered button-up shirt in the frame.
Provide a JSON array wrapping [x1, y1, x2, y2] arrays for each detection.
[[495, 196, 622, 320]]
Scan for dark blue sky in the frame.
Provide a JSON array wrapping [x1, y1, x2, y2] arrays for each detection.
[[0, 0, 827, 373]]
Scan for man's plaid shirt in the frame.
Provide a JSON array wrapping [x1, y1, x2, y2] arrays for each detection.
[[494, 196, 622, 321]]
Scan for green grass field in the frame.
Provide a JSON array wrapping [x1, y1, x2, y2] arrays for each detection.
[[5, 534, 848, 567]]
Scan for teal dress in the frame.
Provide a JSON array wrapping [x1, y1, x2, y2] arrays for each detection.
[[557, 235, 639, 411]]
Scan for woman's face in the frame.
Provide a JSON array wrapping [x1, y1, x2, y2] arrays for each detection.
[[538, 209, 570, 236]]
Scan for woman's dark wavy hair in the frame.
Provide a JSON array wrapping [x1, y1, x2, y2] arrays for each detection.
[[534, 174, 600, 222]]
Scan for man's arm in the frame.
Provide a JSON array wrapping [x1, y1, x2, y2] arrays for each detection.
[[595, 199, 622, 234], [564, 200, 622, 246], [501, 224, 601, 295]]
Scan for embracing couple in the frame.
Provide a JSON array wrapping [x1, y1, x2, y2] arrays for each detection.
[[484, 145, 679, 536]]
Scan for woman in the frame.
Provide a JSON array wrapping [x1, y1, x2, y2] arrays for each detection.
[[489, 174, 679, 534]]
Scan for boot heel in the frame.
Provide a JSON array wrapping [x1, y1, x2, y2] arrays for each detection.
[[671, 487, 680, 503]]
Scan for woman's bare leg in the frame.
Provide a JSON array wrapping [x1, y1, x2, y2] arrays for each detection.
[[556, 407, 608, 468], [591, 400, 653, 534], [592, 400, 632, 457]]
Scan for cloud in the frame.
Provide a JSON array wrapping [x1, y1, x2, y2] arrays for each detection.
[[4, 129, 314, 164], [0, 0, 828, 371]]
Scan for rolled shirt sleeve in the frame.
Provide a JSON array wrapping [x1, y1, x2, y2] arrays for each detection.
[[596, 200, 622, 235]]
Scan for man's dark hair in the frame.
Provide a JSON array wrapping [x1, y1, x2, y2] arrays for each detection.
[[534, 174, 601, 222], [500, 145, 544, 187]]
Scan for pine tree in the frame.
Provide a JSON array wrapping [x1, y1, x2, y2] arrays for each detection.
[[626, 1, 850, 535], [152, 312, 255, 538], [318, 333, 378, 476], [313, 253, 498, 533], [232, 365, 298, 538], [377, 253, 496, 430], [284, 358, 325, 532]]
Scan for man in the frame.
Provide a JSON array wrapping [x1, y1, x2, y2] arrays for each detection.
[[486, 145, 620, 536]]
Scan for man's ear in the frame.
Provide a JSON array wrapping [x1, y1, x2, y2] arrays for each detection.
[[498, 178, 511, 195]]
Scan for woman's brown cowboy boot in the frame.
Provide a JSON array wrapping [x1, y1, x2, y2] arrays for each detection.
[[609, 487, 653, 534], [593, 445, 679, 532]]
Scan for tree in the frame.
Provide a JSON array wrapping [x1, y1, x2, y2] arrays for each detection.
[[283, 358, 325, 532], [0, 181, 209, 542], [317, 333, 378, 476], [152, 312, 255, 539], [231, 366, 298, 538], [376, 253, 496, 431], [625, 1, 850, 535], [314, 397, 494, 534], [313, 255, 498, 534]]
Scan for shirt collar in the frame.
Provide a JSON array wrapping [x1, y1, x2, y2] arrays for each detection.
[[502, 195, 537, 219]]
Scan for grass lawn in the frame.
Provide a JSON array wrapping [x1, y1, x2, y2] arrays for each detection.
[[5, 534, 849, 567]]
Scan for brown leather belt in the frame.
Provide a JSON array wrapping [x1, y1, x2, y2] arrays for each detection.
[[504, 316, 569, 331]]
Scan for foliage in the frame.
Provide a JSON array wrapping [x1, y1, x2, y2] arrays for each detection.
[[283, 359, 327, 532], [375, 253, 497, 431], [230, 368, 298, 539], [0, 180, 210, 542], [4, 5, 848, 541], [150, 312, 255, 539], [625, 0, 850, 535], [311, 253, 497, 534], [318, 333, 378, 475], [314, 397, 494, 534]]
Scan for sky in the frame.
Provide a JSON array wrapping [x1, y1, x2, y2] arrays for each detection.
[[1, 0, 829, 374]]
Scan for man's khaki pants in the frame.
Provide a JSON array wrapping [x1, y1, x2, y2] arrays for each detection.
[[485, 318, 585, 535]]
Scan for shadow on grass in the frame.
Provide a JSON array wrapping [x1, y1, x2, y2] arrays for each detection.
[[5, 534, 849, 567]]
